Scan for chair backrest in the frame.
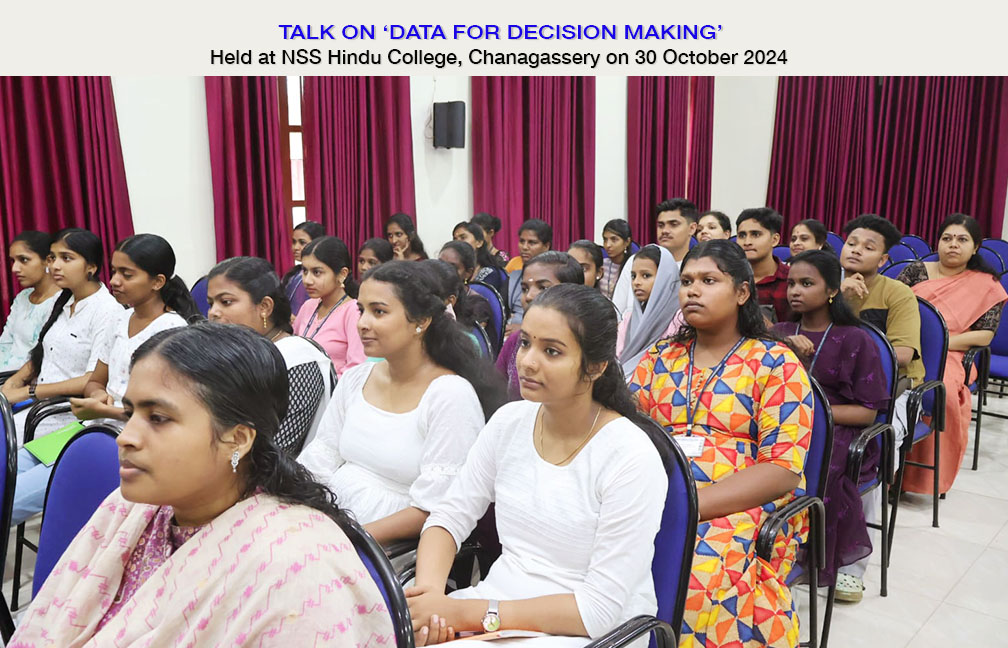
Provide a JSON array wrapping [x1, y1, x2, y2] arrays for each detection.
[[804, 379, 834, 500], [689, 237, 698, 249], [881, 259, 912, 279], [34, 426, 121, 595], [916, 297, 949, 415], [470, 324, 493, 359], [826, 232, 844, 253], [978, 246, 1006, 274], [982, 239, 1008, 265], [992, 272, 1008, 359], [342, 517, 415, 648], [900, 235, 931, 257], [919, 251, 939, 262], [860, 322, 898, 425], [885, 243, 917, 263], [629, 241, 642, 254], [469, 281, 506, 351], [645, 421, 698, 644], [190, 275, 209, 317], [0, 396, 17, 584], [773, 245, 792, 263]]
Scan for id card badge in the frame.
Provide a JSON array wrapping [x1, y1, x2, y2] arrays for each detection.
[[674, 435, 705, 458]]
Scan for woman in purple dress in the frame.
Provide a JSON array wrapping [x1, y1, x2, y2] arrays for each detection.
[[773, 250, 888, 602]]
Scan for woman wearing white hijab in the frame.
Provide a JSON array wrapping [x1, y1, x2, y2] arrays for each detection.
[[615, 244, 680, 380]]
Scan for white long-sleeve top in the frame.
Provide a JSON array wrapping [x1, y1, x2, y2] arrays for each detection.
[[424, 401, 668, 643], [0, 288, 59, 372], [297, 362, 485, 524]]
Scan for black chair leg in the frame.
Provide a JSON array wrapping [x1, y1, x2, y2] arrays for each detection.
[[888, 459, 907, 562], [11, 521, 25, 610], [972, 391, 983, 471], [0, 594, 13, 643], [821, 583, 836, 648], [932, 431, 941, 528], [880, 478, 889, 597]]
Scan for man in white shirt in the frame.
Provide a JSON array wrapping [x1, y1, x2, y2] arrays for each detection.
[[612, 198, 697, 316]]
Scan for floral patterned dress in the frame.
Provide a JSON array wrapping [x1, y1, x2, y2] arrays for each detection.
[[630, 337, 813, 648]]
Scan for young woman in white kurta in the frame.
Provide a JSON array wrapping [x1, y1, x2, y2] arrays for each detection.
[[0, 231, 60, 373], [407, 284, 669, 647], [298, 260, 504, 545]]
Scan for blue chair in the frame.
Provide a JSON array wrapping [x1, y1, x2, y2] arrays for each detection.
[[826, 232, 844, 253], [0, 395, 19, 640], [900, 235, 931, 257], [963, 271, 1008, 469], [469, 280, 506, 354], [756, 378, 832, 648], [885, 243, 917, 264], [191, 275, 209, 317], [978, 246, 1006, 274], [846, 324, 897, 601], [880, 259, 913, 279], [630, 241, 642, 255], [919, 251, 939, 262], [32, 425, 121, 596], [470, 324, 493, 359], [981, 239, 1008, 267], [342, 517, 416, 648], [891, 298, 948, 530], [689, 237, 698, 249], [582, 421, 697, 648], [774, 245, 792, 263]]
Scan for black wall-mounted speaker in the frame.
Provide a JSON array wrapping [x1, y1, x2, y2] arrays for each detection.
[[433, 101, 465, 149]]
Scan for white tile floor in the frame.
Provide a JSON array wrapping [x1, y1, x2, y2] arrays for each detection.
[[796, 393, 1008, 647], [3, 394, 1008, 646]]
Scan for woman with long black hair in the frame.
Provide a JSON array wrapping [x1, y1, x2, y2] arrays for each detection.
[[282, 220, 326, 314], [0, 230, 60, 373], [386, 212, 428, 261]]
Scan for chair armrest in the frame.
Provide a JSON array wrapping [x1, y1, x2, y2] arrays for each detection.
[[584, 615, 677, 648], [0, 370, 15, 386], [12, 399, 34, 413], [847, 422, 894, 484], [755, 495, 825, 566], [963, 346, 990, 389], [385, 539, 419, 560], [905, 380, 947, 434], [392, 538, 482, 588], [24, 397, 73, 443]]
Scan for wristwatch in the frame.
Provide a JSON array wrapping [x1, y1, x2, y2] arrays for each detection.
[[28, 384, 36, 399], [481, 599, 501, 632]]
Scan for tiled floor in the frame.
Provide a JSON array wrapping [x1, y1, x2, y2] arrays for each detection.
[[796, 394, 1008, 647], [4, 395, 1008, 645]]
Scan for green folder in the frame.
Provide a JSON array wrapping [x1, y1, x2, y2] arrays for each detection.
[[24, 421, 86, 467]]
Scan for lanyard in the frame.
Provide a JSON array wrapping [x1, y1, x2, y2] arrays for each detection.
[[305, 294, 349, 339], [684, 336, 746, 436], [795, 322, 833, 372]]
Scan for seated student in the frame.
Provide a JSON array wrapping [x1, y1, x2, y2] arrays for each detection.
[[10, 323, 394, 645], [438, 241, 495, 334], [615, 245, 679, 380], [208, 257, 334, 454], [0, 231, 60, 373], [630, 239, 813, 648], [737, 207, 790, 323], [896, 213, 1007, 497], [789, 218, 835, 259], [567, 239, 604, 289], [472, 212, 509, 267], [696, 210, 732, 242], [453, 221, 507, 293], [1, 228, 121, 443], [292, 235, 366, 376], [298, 261, 505, 544], [387, 212, 429, 261], [282, 220, 325, 316], [10, 234, 196, 526], [773, 250, 888, 603], [358, 237, 394, 279], [599, 219, 633, 300], [406, 284, 668, 646], [612, 198, 695, 317], [496, 252, 584, 401], [422, 258, 488, 342], [506, 219, 553, 331]]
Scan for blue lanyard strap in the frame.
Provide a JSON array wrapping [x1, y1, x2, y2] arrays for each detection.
[[796, 322, 833, 372], [305, 294, 349, 339], [684, 336, 747, 436]]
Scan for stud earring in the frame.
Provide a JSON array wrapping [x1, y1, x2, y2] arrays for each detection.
[[230, 450, 240, 473], [416, 326, 423, 334], [829, 295, 834, 304]]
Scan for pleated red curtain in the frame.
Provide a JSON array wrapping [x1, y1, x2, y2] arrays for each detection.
[[686, 77, 715, 211], [0, 76, 134, 316], [204, 77, 291, 272], [471, 77, 595, 255], [301, 77, 416, 264]]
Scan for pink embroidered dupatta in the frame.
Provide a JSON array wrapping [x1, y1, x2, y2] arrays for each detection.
[[10, 489, 394, 647]]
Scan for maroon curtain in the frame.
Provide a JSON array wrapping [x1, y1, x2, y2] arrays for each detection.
[[686, 77, 715, 212], [871, 77, 1008, 240], [204, 77, 291, 272], [471, 77, 595, 255], [627, 77, 712, 246], [0, 76, 134, 317], [766, 77, 878, 234], [301, 77, 415, 263]]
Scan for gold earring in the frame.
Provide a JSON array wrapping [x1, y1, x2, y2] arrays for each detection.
[[829, 295, 834, 304], [262, 315, 269, 330]]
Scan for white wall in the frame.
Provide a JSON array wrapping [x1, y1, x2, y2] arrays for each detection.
[[594, 77, 628, 241], [112, 76, 216, 285], [709, 77, 779, 227], [410, 76, 473, 253]]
